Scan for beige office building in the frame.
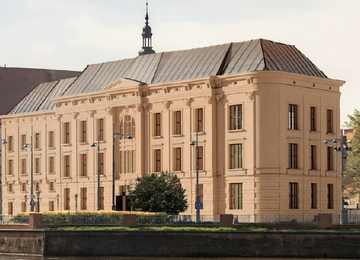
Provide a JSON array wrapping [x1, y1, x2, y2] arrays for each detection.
[[1, 38, 345, 217]]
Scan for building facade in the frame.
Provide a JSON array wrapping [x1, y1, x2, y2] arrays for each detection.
[[0, 39, 345, 216]]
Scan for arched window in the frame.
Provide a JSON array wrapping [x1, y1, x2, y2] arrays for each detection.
[[120, 115, 135, 139]]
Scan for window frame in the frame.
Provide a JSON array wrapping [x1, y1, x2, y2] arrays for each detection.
[[289, 143, 298, 169], [230, 183, 243, 210], [289, 182, 299, 209], [155, 149, 161, 172], [327, 109, 333, 134], [311, 183, 317, 209], [289, 104, 298, 130], [230, 104, 242, 130], [327, 183, 334, 209], [155, 113, 161, 137], [310, 145, 317, 170], [310, 106, 316, 131], [230, 144, 243, 169]]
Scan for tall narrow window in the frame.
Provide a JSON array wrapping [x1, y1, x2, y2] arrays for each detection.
[[327, 147, 333, 171], [49, 131, 54, 148], [21, 202, 26, 212], [327, 109, 333, 133], [120, 151, 136, 173], [35, 182, 40, 192], [327, 184, 334, 209], [64, 155, 70, 177], [230, 105, 242, 130], [155, 113, 161, 136], [8, 202, 13, 215], [64, 122, 70, 144], [199, 184, 204, 206], [81, 121, 87, 143], [49, 201, 54, 211], [35, 158, 40, 173], [175, 148, 181, 171], [289, 104, 298, 130], [49, 157, 54, 173], [175, 111, 181, 134], [155, 149, 161, 172], [289, 143, 298, 169], [8, 183, 13, 192], [311, 183, 317, 209], [100, 153, 104, 175], [230, 144, 242, 169], [198, 146, 203, 171], [120, 116, 135, 139], [64, 188, 70, 210], [289, 182, 298, 209], [21, 135, 26, 150], [98, 119, 104, 141], [22, 183, 26, 192], [310, 107, 316, 131], [8, 136, 13, 151], [81, 154, 87, 176], [21, 159, 26, 174], [49, 182, 54, 191], [81, 188, 87, 210], [310, 145, 316, 170], [35, 133, 40, 149], [196, 108, 203, 132], [230, 183, 243, 210], [8, 160, 13, 175], [100, 187, 104, 210]]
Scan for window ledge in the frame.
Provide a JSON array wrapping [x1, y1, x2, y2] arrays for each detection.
[[7, 191, 14, 193], [61, 177, 71, 179], [227, 129, 245, 133], [48, 172, 56, 175], [171, 134, 184, 137], [61, 143, 71, 146], [78, 142, 88, 145], [192, 132, 206, 135], [6, 175, 14, 177], [309, 131, 320, 133], [34, 148, 41, 151], [287, 129, 302, 131], [48, 190, 56, 192], [34, 173, 41, 175], [20, 174, 28, 176], [20, 191, 27, 193], [326, 132, 336, 135], [48, 147, 56, 150], [152, 136, 163, 139]]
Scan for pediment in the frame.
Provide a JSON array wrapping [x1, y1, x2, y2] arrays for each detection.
[[102, 78, 143, 90]]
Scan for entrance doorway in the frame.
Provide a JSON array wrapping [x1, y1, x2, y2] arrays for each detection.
[[116, 186, 130, 211]]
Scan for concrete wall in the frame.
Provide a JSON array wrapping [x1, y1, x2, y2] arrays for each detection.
[[0, 230, 44, 255]]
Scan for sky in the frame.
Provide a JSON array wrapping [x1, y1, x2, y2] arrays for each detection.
[[0, 0, 359, 125]]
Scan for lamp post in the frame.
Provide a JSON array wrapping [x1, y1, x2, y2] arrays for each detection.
[[23, 136, 34, 212], [324, 129, 351, 224], [36, 190, 40, 212], [75, 193, 78, 211], [112, 122, 132, 211], [56, 194, 59, 211], [91, 134, 101, 211], [24, 194, 27, 212], [190, 131, 201, 223]]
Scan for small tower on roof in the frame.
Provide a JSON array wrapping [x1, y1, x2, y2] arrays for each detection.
[[139, 0, 155, 56]]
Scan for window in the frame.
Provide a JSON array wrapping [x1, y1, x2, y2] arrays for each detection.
[[289, 104, 298, 130], [49, 182, 54, 191], [21, 202, 26, 212], [49, 201, 54, 211], [155, 149, 161, 172], [8, 160, 13, 175], [49, 157, 54, 173], [310, 107, 316, 131], [199, 184, 204, 206], [175, 111, 181, 134], [21, 159, 26, 174], [327, 147, 333, 171], [196, 108, 203, 132], [327, 109, 333, 133], [328, 184, 334, 209], [64, 188, 70, 210], [175, 148, 181, 171], [120, 116, 135, 139], [49, 131, 54, 148], [100, 187, 104, 210], [81, 188, 87, 210], [310, 145, 316, 170], [35, 158, 40, 173], [64, 155, 70, 177], [230, 105, 242, 130], [35, 133, 40, 149], [64, 122, 70, 144], [100, 153, 105, 176], [198, 146, 204, 171], [289, 143, 298, 169], [230, 183, 243, 210], [80, 121, 87, 142], [8, 183, 13, 192], [8, 202, 13, 215], [155, 113, 161, 136], [81, 154, 87, 176], [98, 119, 104, 141], [311, 183, 317, 209], [21, 135, 26, 150], [289, 182, 298, 209], [230, 144, 242, 169], [120, 151, 136, 174], [8, 136, 13, 151], [21, 183, 26, 192], [35, 182, 40, 192]]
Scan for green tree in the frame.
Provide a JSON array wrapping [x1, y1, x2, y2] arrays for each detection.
[[128, 171, 188, 214], [343, 109, 360, 196]]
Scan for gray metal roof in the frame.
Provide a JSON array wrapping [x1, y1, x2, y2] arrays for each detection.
[[8, 39, 328, 115]]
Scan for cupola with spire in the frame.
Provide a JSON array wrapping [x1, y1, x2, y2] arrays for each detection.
[[139, 0, 155, 56]]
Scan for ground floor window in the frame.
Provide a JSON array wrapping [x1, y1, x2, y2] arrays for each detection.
[[230, 183, 243, 210], [289, 182, 298, 209]]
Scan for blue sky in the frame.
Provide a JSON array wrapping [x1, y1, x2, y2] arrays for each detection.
[[1, 0, 359, 125]]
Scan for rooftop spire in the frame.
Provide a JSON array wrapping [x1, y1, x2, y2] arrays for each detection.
[[139, 0, 155, 56]]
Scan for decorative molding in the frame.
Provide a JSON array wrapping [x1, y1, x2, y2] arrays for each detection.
[[105, 106, 113, 115], [88, 110, 95, 117], [216, 94, 226, 104], [143, 102, 152, 111], [183, 98, 193, 107], [162, 100, 172, 109], [136, 103, 143, 112], [246, 91, 255, 101], [71, 112, 79, 119], [124, 106, 130, 113], [205, 95, 213, 104], [55, 114, 62, 121]]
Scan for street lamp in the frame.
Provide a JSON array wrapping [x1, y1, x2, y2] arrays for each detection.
[[75, 193, 78, 211], [324, 129, 351, 224], [91, 134, 102, 211], [24, 194, 27, 212], [112, 122, 132, 211], [2, 139, 7, 145], [36, 190, 40, 212], [23, 136, 35, 212], [190, 131, 201, 223], [56, 194, 60, 211]]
